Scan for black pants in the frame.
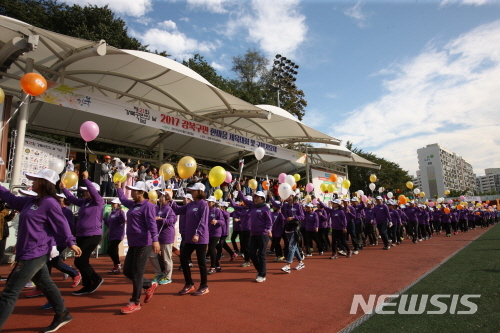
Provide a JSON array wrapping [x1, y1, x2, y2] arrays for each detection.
[[239, 230, 251, 262], [299, 227, 306, 247], [216, 236, 234, 266], [407, 221, 418, 242], [376, 222, 390, 247], [180, 243, 208, 288], [451, 221, 458, 232], [107, 239, 122, 265], [388, 225, 397, 244], [231, 230, 240, 252], [318, 228, 330, 251], [208, 237, 220, 269], [0, 237, 6, 264], [431, 220, 441, 233], [75, 235, 101, 288], [123, 245, 151, 304], [305, 231, 322, 254], [418, 224, 427, 239], [364, 224, 377, 245], [271, 237, 283, 257], [332, 229, 350, 255], [249, 235, 269, 278], [282, 232, 290, 258], [100, 181, 112, 197], [347, 222, 360, 250], [443, 223, 451, 234], [354, 223, 364, 249]]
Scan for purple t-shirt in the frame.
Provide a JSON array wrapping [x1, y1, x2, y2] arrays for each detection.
[[156, 204, 176, 244], [304, 211, 319, 231], [0, 186, 75, 261], [171, 200, 209, 245], [221, 210, 230, 237], [208, 206, 223, 238], [63, 179, 103, 237], [104, 209, 126, 241]]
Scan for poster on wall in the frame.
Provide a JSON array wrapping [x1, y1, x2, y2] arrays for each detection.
[[311, 168, 348, 202], [19, 137, 67, 186]]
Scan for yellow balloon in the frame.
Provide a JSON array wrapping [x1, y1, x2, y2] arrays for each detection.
[[342, 179, 351, 189], [214, 189, 223, 200], [209, 166, 226, 187], [148, 190, 158, 204], [419, 192, 425, 198], [0, 87, 5, 104], [294, 174, 301, 182], [406, 181, 413, 189], [305, 195, 311, 203], [327, 183, 335, 193], [159, 163, 175, 180], [444, 190, 450, 195], [369, 174, 377, 183], [177, 156, 197, 179], [248, 179, 258, 190], [320, 183, 328, 192], [113, 172, 122, 183], [61, 171, 78, 188], [476, 203, 481, 208]]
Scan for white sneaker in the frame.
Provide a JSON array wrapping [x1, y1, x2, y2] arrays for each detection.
[[281, 265, 291, 274], [353, 250, 359, 255], [295, 262, 305, 270], [256, 276, 266, 283]]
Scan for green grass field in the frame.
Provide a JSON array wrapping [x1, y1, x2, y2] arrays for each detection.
[[351, 224, 500, 333]]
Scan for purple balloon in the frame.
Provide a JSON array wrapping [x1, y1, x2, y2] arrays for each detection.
[[306, 183, 314, 193], [278, 173, 286, 183], [225, 171, 232, 183], [80, 121, 99, 142]]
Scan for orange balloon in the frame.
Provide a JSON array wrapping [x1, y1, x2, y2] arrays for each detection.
[[475, 212, 480, 215], [292, 184, 297, 190], [444, 207, 450, 214], [329, 174, 338, 182], [457, 204, 463, 210], [20, 73, 47, 96], [262, 180, 269, 190], [398, 195, 407, 205], [486, 200, 490, 204]]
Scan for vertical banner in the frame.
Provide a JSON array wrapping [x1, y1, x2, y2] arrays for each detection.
[[311, 168, 348, 202], [19, 137, 67, 186]]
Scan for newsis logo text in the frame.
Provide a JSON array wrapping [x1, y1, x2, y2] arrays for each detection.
[[350, 294, 481, 315]]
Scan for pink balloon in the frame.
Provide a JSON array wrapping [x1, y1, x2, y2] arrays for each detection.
[[278, 173, 286, 183], [460, 195, 465, 200], [361, 195, 367, 203], [225, 171, 232, 183], [428, 201, 435, 207], [306, 183, 314, 193], [312, 198, 318, 205], [80, 121, 99, 142], [447, 199, 453, 204]]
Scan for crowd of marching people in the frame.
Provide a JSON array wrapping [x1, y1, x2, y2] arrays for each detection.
[[0, 158, 498, 332]]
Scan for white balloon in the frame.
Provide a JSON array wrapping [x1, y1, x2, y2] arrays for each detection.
[[357, 190, 364, 197], [414, 188, 420, 195], [278, 183, 293, 199], [369, 183, 376, 191], [284, 174, 296, 186], [378, 187, 384, 193], [437, 197, 443, 204], [254, 147, 265, 161], [295, 188, 300, 194], [48, 159, 65, 174], [387, 192, 393, 199]]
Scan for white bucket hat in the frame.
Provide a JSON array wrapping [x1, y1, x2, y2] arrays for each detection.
[[253, 191, 266, 198], [111, 198, 121, 204], [26, 169, 59, 185], [181, 193, 193, 200], [206, 196, 217, 202], [19, 189, 38, 197], [126, 181, 148, 192], [187, 182, 206, 192]]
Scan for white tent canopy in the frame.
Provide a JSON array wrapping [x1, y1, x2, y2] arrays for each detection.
[[0, 15, 378, 181]]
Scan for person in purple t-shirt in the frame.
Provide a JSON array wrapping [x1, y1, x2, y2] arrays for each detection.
[[216, 202, 237, 269], [205, 196, 223, 275], [104, 198, 126, 275], [167, 182, 210, 296], [0, 169, 81, 332], [115, 180, 160, 314]]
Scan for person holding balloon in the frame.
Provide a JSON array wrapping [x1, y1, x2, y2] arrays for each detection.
[[270, 205, 285, 262], [228, 192, 252, 268], [373, 196, 392, 250], [316, 200, 331, 253], [404, 201, 420, 244], [60, 171, 105, 296], [104, 198, 126, 275], [205, 196, 224, 275], [167, 182, 210, 296], [362, 200, 377, 246], [0, 168, 82, 333], [440, 206, 452, 237], [216, 202, 237, 268]]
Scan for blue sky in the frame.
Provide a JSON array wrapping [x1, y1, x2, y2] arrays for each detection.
[[63, 0, 500, 176]]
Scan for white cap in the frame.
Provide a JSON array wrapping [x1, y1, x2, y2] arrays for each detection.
[[254, 191, 266, 198], [376, 196, 383, 200], [306, 203, 314, 208], [332, 199, 342, 205], [187, 182, 206, 192], [206, 196, 217, 202], [343, 198, 350, 202], [80, 182, 100, 192], [26, 168, 59, 185], [410, 200, 415, 204], [126, 181, 148, 192], [111, 198, 121, 204], [351, 197, 359, 202], [19, 189, 38, 197], [220, 202, 229, 207], [245, 195, 253, 201], [181, 193, 193, 201], [400, 204, 406, 209], [56, 193, 66, 199]]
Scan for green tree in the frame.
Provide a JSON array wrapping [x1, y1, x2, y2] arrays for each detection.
[[0, 0, 147, 50], [345, 141, 413, 197], [182, 54, 234, 92]]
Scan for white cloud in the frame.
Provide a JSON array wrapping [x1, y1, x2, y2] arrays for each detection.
[[332, 20, 500, 175], [158, 20, 177, 30], [179, 17, 190, 22], [62, 0, 152, 17], [224, 0, 307, 58], [440, 0, 495, 7], [131, 25, 217, 60], [211, 61, 226, 71], [186, 0, 229, 13], [343, 1, 368, 28], [302, 108, 329, 129]]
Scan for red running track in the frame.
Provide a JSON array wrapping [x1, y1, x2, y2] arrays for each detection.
[[0, 227, 491, 333]]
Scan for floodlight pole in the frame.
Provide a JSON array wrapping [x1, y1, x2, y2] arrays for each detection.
[[10, 57, 33, 191]]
